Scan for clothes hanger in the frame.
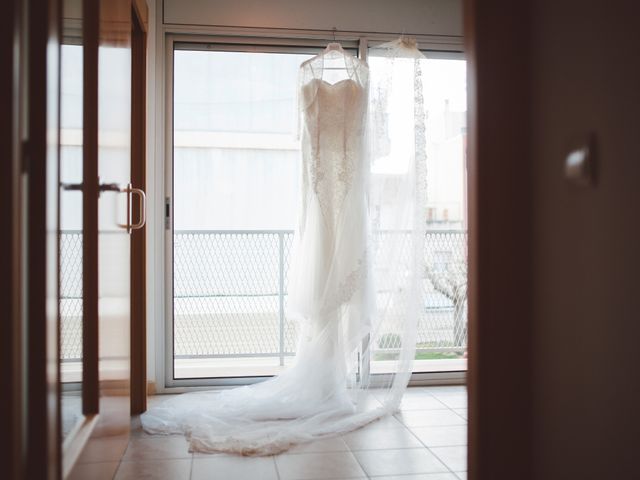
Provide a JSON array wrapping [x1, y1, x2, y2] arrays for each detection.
[[324, 27, 344, 54], [321, 26, 353, 72], [398, 30, 418, 49], [298, 27, 348, 71]]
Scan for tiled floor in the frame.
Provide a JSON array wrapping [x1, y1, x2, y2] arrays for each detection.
[[116, 386, 467, 480]]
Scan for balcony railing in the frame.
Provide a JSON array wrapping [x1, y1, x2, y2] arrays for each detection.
[[60, 232, 83, 361], [60, 230, 468, 363]]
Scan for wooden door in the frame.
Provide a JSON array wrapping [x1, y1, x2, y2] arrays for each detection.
[[130, 0, 149, 415], [1, 0, 144, 477], [68, 0, 134, 476], [59, 0, 87, 462], [95, 0, 133, 435], [0, 0, 26, 479], [24, 0, 63, 478], [1, 1, 63, 478]]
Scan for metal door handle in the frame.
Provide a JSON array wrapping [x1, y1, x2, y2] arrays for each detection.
[[129, 186, 146, 231], [119, 184, 146, 234], [98, 181, 145, 234]]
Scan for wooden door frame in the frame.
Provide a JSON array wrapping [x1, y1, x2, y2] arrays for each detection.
[[68, 1, 138, 476], [0, 0, 25, 478], [465, 0, 533, 479], [56, 1, 103, 475], [25, 0, 63, 478], [82, 0, 101, 418], [130, 0, 149, 415]]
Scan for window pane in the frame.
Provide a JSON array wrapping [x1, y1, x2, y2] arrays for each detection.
[[172, 49, 314, 379], [174, 50, 311, 231], [60, 37, 84, 437], [368, 53, 468, 373], [172, 47, 467, 380]]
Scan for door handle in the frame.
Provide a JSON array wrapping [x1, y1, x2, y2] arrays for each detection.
[[61, 182, 83, 191], [98, 181, 146, 234], [99, 182, 122, 193], [129, 186, 146, 231]]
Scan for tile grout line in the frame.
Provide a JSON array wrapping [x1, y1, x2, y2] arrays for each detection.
[[357, 389, 468, 478], [272, 453, 282, 480], [394, 411, 466, 429], [402, 404, 467, 478], [111, 438, 132, 479], [342, 443, 371, 479], [422, 444, 461, 477], [449, 406, 468, 422], [424, 393, 451, 410]]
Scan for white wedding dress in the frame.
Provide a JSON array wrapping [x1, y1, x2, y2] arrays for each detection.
[[142, 40, 427, 456]]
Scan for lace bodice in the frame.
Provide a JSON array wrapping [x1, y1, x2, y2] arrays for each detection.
[[300, 77, 368, 225], [289, 48, 371, 317]]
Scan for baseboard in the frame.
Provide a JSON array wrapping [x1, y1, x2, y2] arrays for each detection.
[[147, 380, 157, 396]]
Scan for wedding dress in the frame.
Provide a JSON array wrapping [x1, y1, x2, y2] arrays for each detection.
[[142, 39, 427, 456]]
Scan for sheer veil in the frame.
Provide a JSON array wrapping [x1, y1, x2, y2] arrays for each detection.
[[141, 38, 427, 456]]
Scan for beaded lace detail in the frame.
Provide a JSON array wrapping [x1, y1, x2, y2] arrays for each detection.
[[334, 257, 367, 308], [301, 78, 367, 225], [296, 53, 370, 309]]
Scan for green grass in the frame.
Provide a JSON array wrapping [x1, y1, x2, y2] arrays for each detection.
[[373, 351, 464, 361], [373, 340, 466, 361], [415, 351, 463, 360]]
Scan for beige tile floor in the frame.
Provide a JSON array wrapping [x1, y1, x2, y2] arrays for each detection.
[[116, 386, 468, 480]]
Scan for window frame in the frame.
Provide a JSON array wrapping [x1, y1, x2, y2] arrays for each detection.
[[159, 33, 467, 391]]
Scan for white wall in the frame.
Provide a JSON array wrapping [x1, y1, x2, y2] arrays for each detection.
[[163, 0, 462, 37]]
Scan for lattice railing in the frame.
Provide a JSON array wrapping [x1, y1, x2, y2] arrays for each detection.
[[60, 232, 83, 361], [173, 231, 297, 364], [59, 230, 468, 362]]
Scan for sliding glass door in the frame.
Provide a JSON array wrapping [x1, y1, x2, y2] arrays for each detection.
[[169, 45, 317, 381], [166, 39, 468, 386], [367, 52, 468, 374]]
